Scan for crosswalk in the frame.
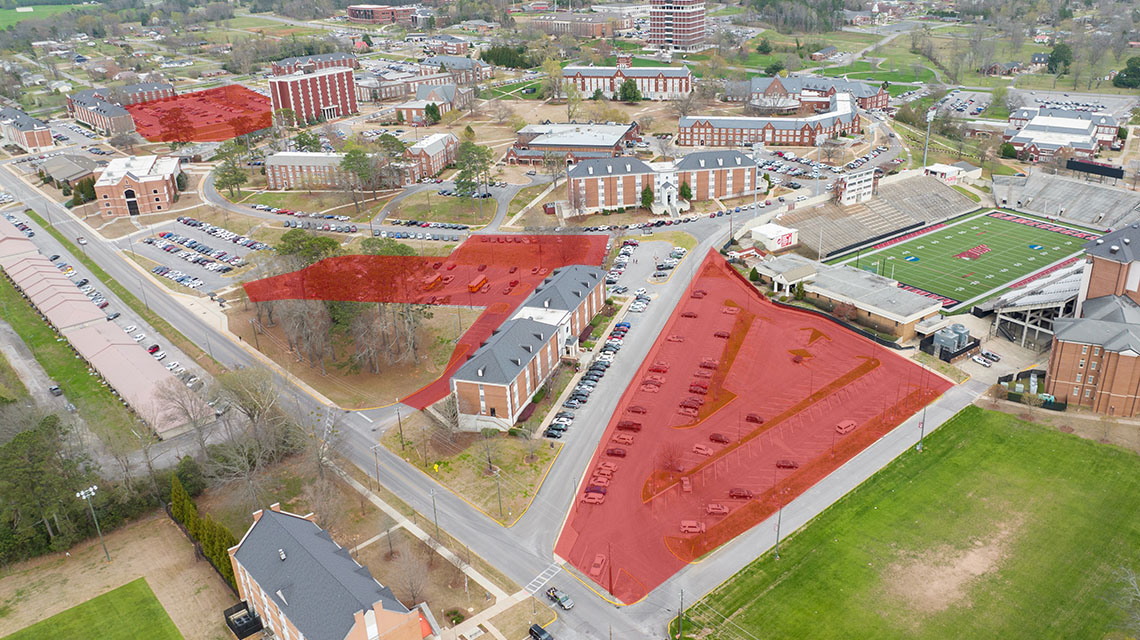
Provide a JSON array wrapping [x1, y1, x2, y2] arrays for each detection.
[[524, 563, 562, 594]]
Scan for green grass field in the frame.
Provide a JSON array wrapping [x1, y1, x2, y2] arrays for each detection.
[[680, 406, 1140, 640], [833, 210, 1092, 307], [3, 578, 183, 640], [0, 4, 80, 28]]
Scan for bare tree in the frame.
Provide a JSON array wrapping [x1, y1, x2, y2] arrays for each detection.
[[478, 428, 500, 473], [821, 139, 843, 164], [157, 377, 213, 459], [542, 150, 565, 188], [295, 407, 342, 480], [302, 478, 341, 531], [208, 436, 267, 509], [669, 93, 700, 119], [565, 83, 583, 122], [396, 542, 428, 605], [493, 99, 513, 125], [656, 442, 684, 473], [1116, 565, 1140, 635], [217, 367, 280, 445], [433, 393, 461, 443]]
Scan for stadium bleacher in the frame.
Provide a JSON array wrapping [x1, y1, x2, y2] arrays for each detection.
[[992, 173, 1140, 231], [783, 175, 979, 258]]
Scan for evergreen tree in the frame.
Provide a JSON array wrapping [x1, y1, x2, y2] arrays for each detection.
[[170, 474, 187, 524]]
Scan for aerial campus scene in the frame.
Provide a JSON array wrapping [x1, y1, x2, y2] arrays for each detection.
[[2, 0, 1140, 639]]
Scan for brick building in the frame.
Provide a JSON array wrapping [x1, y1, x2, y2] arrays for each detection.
[[1044, 225, 1140, 416], [67, 82, 175, 135], [418, 56, 492, 84], [355, 72, 455, 103], [504, 122, 640, 165], [393, 85, 471, 124], [270, 67, 358, 125], [266, 151, 418, 189], [93, 155, 180, 217], [678, 93, 858, 147], [346, 4, 415, 24], [1003, 107, 1119, 161], [531, 13, 632, 38], [425, 35, 469, 56], [562, 65, 692, 100], [0, 107, 53, 153], [272, 52, 358, 76], [451, 266, 605, 428], [741, 76, 888, 111], [567, 150, 758, 213], [404, 132, 458, 177], [228, 504, 435, 640], [648, 0, 706, 51]]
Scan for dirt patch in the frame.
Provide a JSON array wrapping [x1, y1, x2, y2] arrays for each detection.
[[0, 513, 234, 640], [884, 518, 1021, 615], [980, 398, 1140, 454]]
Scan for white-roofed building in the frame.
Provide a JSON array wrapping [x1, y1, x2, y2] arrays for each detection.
[[93, 155, 181, 217], [505, 121, 640, 165], [1003, 108, 1119, 161]]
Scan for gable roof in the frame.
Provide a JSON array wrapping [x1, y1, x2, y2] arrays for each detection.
[[1084, 223, 1140, 263], [1054, 316, 1140, 353], [277, 52, 356, 68], [749, 75, 883, 100], [422, 55, 485, 71], [568, 156, 653, 178], [415, 83, 456, 103], [233, 508, 409, 640], [0, 107, 48, 132], [520, 265, 605, 312], [562, 65, 692, 79], [452, 317, 558, 385], [673, 150, 756, 171]]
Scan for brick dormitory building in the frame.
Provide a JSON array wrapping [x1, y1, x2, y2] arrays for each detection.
[[504, 122, 641, 165], [451, 265, 605, 429], [678, 92, 859, 147], [561, 65, 693, 100], [346, 3, 415, 24], [264, 133, 457, 189], [270, 66, 358, 125], [67, 82, 176, 135], [94, 155, 181, 217], [648, 0, 706, 51], [0, 107, 53, 153], [271, 52, 358, 76], [1045, 225, 1140, 416], [228, 504, 437, 640], [735, 76, 889, 111]]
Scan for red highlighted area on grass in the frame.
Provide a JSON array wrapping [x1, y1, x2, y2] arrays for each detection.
[[555, 252, 952, 604], [126, 86, 272, 143], [242, 234, 608, 409]]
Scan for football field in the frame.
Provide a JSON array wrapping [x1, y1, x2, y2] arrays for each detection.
[[832, 210, 1098, 309]]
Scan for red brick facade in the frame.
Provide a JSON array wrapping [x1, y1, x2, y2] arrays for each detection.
[[270, 68, 358, 125]]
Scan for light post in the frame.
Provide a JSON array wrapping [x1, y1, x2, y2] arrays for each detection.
[[917, 405, 927, 452], [76, 485, 110, 562], [923, 107, 935, 169], [494, 469, 503, 517], [395, 401, 405, 449], [430, 488, 440, 539], [371, 443, 382, 490], [774, 506, 783, 560]]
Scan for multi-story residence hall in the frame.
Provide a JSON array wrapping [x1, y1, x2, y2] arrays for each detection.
[[269, 66, 358, 124], [504, 122, 641, 165], [678, 93, 858, 147], [451, 265, 605, 428], [228, 504, 435, 640], [562, 65, 692, 100], [272, 52, 358, 76], [567, 150, 759, 213], [648, 0, 706, 51], [739, 76, 889, 111], [1045, 224, 1140, 416]]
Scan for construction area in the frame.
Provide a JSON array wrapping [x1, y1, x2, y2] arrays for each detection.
[[554, 252, 953, 604], [126, 85, 272, 142], [241, 234, 608, 408]]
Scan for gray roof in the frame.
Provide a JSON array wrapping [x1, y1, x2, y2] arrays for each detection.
[[42, 154, 97, 183], [809, 264, 940, 320], [277, 52, 356, 67], [1054, 316, 1140, 353], [673, 150, 756, 171], [453, 317, 558, 385], [0, 107, 47, 132], [415, 83, 456, 103], [814, 45, 837, 55], [1010, 106, 1118, 128], [70, 89, 130, 117], [1084, 223, 1140, 263], [429, 34, 466, 43], [754, 253, 817, 280], [1083, 295, 1140, 324], [520, 265, 605, 311], [422, 55, 485, 71], [122, 81, 173, 93], [952, 160, 979, 172], [233, 509, 408, 640], [563, 65, 692, 79], [749, 75, 882, 100], [568, 156, 653, 178]]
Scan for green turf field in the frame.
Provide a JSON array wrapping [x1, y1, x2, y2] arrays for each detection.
[[832, 210, 1096, 308], [678, 407, 1140, 640], [2, 578, 183, 640], [0, 4, 80, 28]]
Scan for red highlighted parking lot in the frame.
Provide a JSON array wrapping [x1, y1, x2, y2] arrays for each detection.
[[126, 85, 272, 142], [555, 251, 952, 604], [242, 234, 607, 408]]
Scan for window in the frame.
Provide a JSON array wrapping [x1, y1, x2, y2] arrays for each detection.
[[1091, 361, 1097, 371], [1088, 376, 1095, 384], [1079, 359, 1085, 368], [1072, 387, 1078, 396], [1082, 345, 1088, 354], [152, 189, 158, 194], [1075, 374, 1082, 383], [1085, 389, 1092, 398], [1094, 346, 1100, 355], [156, 206, 161, 210]]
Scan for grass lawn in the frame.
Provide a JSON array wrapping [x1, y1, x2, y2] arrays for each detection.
[[680, 406, 1140, 640], [489, 597, 557, 639], [224, 15, 284, 29], [381, 411, 561, 526], [2, 578, 181, 640], [951, 185, 981, 203], [0, 346, 27, 404], [507, 182, 553, 220], [483, 80, 543, 100], [831, 210, 1091, 308], [0, 4, 81, 28], [0, 276, 140, 443], [243, 190, 393, 216], [632, 230, 698, 251], [389, 191, 497, 227]]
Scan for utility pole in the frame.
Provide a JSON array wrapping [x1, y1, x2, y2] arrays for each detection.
[[917, 404, 928, 452], [775, 506, 783, 560], [396, 401, 405, 449], [371, 443, 381, 489], [76, 485, 110, 562], [430, 488, 440, 539], [923, 107, 935, 169], [678, 588, 684, 640], [494, 469, 503, 517]]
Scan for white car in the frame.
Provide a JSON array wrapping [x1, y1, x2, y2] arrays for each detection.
[[153, 351, 166, 360], [971, 355, 992, 368], [166, 361, 181, 371], [133, 333, 146, 342], [124, 325, 137, 333]]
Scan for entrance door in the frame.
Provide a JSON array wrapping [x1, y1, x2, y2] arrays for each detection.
[[124, 189, 139, 216]]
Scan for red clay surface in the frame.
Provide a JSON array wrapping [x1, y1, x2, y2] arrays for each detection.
[[555, 251, 952, 604], [241, 234, 608, 409], [126, 85, 272, 142]]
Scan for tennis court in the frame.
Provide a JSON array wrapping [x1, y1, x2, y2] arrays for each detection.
[[832, 210, 1098, 309]]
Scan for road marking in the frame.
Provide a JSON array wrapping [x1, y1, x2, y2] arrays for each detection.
[[358, 413, 374, 423], [524, 563, 562, 594]]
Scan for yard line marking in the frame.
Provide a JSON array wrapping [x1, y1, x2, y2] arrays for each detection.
[[525, 563, 563, 594]]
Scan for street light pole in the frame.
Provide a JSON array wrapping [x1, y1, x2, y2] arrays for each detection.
[[395, 401, 405, 449], [917, 404, 927, 452], [430, 489, 440, 539], [494, 470, 503, 517], [774, 506, 783, 560], [76, 485, 110, 562], [923, 107, 935, 169]]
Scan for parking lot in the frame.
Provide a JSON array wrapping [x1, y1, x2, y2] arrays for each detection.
[[1009, 88, 1137, 119], [116, 216, 270, 293], [936, 89, 991, 118], [47, 119, 99, 146]]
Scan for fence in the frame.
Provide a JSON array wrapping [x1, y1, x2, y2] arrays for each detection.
[[163, 503, 239, 597]]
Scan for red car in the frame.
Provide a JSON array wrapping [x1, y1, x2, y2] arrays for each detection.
[[147, 344, 160, 354]]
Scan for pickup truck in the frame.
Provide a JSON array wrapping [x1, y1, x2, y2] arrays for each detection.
[[546, 587, 574, 610]]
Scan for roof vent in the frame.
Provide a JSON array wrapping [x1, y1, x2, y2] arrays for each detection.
[[522, 344, 533, 353], [607, 165, 612, 174], [1111, 245, 1120, 253], [276, 589, 288, 605], [476, 367, 485, 377], [588, 166, 593, 175], [1126, 238, 1132, 245], [543, 299, 550, 308], [510, 358, 521, 366], [278, 548, 287, 561], [717, 158, 723, 166], [699, 159, 705, 167], [1097, 239, 1104, 245]]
